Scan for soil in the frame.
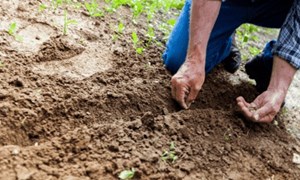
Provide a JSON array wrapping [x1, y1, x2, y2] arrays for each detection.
[[0, 0, 299, 179]]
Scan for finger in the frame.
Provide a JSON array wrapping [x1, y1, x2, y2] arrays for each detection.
[[258, 113, 275, 123], [175, 85, 188, 109], [186, 86, 201, 108], [236, 96, 251, 107], [253, 105, 272, 121], [171, 82, 176, 99], [239, 103, 255, 120], [236, 97, 256, 121]]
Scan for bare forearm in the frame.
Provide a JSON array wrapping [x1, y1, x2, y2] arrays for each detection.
[[188, 0, 221, 64], [268, 56, 297, 93]]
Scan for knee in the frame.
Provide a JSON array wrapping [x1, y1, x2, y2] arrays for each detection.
[[162, 48, 185, 75]]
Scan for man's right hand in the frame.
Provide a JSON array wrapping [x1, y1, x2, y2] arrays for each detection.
[[171, 59, 205, 109]]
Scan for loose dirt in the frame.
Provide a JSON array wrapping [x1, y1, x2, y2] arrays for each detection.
[[0, 0, 299, 179]]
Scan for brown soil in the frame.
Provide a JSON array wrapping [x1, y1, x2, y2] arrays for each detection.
[[0, 1, 299, 179]]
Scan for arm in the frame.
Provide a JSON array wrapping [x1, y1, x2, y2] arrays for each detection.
[[237, 0, 299, 122], [171, 0, 221, 109]]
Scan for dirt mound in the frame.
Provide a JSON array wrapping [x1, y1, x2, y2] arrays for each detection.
[[0, 0, 299, 179]]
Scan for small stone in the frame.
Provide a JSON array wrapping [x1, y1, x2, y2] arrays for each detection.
[[162, 108, 169, 115], [180, 161, 195, 172], [12, 148, 20, 155], [108, 143, 119, 152], [16, 165, 34, 180], [293, 153, 300, 165]]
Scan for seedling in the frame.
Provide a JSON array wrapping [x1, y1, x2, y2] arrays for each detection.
[[118, 168, 135, 180], [223, 128, 233, 141], [146, 25, 155, 43], [131, 32, 144, 55], [52, 0, 63, 10], [161, 142, 178, 163], [39, 3, 47, 12], [117, 22, 125, 34], [7, 22, 23, 42], [0, 61, 4, 68], [8, 22, 18, 36], [63, 10, 77, 35], [84, 0, 104, 17]]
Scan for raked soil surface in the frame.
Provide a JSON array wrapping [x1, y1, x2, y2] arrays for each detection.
[[0, 0, 299, 179]]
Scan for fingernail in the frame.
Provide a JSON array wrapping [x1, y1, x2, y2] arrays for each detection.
[[253, 113, 260, 121], [187, 103, 191, 109]]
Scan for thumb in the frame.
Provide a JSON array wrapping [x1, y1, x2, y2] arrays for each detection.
[[186, 87, 200, 108]]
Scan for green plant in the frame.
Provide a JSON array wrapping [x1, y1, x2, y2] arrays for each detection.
[[84, 0, 104, 17], [223, 128, 233, 141], [63, 10, 77, 35], [8, 22, 23, 42], [248, 46, 261, 56], [39, 3, 47, 12], [52, 0, 63, 9], [117, 22, 125, 34], [161, 142, 178, 163], [131, 32, 144, 54], [119, 168, 135, 180], [8, 22, 17, 36], [0, 61, 3, 67]]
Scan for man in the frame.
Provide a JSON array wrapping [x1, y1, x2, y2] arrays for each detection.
[[162, 0, 299, 123]]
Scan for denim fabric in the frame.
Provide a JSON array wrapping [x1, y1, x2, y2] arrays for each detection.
[[162, 0, 293, 74]]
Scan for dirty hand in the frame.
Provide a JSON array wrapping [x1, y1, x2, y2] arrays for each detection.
[[236, 89, 286, 123], [171, 60, 205, 109]]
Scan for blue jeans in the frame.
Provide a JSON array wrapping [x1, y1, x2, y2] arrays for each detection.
[[163, 0, 293, 74]]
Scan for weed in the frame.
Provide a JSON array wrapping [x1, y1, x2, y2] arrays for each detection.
[[118, 168, 135, 180], [63, 10, 77, 35], [0, 61, 3, 68], [84, 0, 104, 17], [161, 142, 178, 163]]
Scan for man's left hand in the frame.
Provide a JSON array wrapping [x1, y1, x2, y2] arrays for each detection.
[[236, 89, 286, 123]]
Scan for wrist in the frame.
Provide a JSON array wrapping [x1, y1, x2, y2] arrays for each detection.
[[186, 44, 206, 66], [267, 56, 296, 93]]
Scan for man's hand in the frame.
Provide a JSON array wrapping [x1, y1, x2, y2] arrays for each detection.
[[237, 56, 296, 123], [170, 0, 221, 109], [236, 89, 285, 123], [171, 60, 205, 109]]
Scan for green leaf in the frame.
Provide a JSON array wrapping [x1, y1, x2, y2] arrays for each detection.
[[8, 22, 17, 36], [118, 168, 135, 180], [131, 32, 139, 45], [136, 47, 144, 54], [118, 22, 125, 33], [39, 4, 47, 12], [167, 19, 176, 26]]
